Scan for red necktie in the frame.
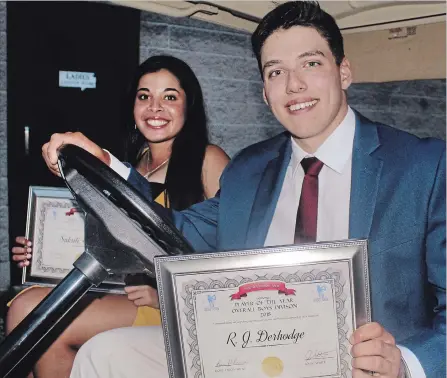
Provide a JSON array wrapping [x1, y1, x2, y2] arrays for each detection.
[[294, 157, 324, 243]]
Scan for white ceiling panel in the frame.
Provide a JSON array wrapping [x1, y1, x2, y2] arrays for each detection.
[[111, 1, 446, 34]]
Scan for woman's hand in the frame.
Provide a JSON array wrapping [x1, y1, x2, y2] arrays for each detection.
[[124, 285, 159, 308], [42, 132, 110, 177], [11, 236, 32, 268]]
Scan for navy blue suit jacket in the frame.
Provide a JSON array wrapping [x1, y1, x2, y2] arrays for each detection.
[[129, 112, 446, 375]]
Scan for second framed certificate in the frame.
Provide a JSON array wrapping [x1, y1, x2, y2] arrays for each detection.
[[155, 239, 370, 378], [22, 186, 125, 293]]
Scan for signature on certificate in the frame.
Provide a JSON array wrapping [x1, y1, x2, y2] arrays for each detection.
[[304, 349, 336, 361], [215, 358, 248, 368]]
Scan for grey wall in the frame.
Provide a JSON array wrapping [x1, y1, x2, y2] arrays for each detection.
[[139, 11, 283, 157], [0, 2, 8, 292], [139, 10, 445, 158], [349, 80, 446, 140]]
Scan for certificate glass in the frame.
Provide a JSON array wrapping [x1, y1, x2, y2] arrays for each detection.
[[155, 239, 370, 378], [23, 186, 125, 294]]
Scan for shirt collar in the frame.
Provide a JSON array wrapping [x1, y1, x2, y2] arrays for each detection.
[[290, 106, 356, 174]]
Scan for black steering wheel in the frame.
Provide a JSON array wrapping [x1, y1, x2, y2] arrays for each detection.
[[59, 145, 194, 260], [0, 144, 194, 378]]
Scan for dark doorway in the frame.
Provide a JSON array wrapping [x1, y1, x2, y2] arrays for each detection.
[[7, 1, 140, 284]]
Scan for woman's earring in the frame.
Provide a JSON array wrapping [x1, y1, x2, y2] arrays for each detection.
[[134, 123, 137, 130]]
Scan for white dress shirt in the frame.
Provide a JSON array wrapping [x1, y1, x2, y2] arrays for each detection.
[[264, 107, 354, 246], [107, 106, 423, 377]]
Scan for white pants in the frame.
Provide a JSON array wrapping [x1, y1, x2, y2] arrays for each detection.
[[70, 326, 168, 378]]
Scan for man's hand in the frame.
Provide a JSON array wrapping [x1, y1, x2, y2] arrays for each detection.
[[42, 132, 110, 177], [124, 285, 159, 308], [350, 322, 403, 377]]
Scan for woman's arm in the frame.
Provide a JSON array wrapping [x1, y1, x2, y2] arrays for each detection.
[[201, 145, 230, 198], [42, 132, 110, 176], [41, 133, 224, 253]]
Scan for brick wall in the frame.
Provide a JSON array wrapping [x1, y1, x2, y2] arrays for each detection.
[[139, 11, 445, 158], [349, 80, 446, 140], [139, 11, 283, 157]]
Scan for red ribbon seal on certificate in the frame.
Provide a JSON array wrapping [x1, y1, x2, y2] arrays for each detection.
[[230, 281, 296, 300], [65, 208, 80, 216]]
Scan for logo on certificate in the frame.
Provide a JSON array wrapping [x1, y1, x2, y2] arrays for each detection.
[[262, 356, 284, 377], [204, 294, 219, 311], [314, 284, 329, 303]]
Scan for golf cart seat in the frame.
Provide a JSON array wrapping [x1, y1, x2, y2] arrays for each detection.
[[0, 144, 194, 378]]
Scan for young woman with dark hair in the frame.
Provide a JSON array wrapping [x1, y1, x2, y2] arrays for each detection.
[[123, 54, 225, 210], [9, 55, 229, 377]]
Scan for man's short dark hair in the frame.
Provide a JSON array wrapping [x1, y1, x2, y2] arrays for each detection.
[[251, 1, 345, 77]]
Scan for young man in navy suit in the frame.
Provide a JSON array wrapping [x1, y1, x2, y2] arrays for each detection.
[[44, 2, 445, 377]]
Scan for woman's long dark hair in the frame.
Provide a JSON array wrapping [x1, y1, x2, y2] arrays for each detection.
[[123, 55, 209, 210]]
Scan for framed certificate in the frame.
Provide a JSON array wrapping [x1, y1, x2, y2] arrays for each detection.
[[22, 186, 125, 294], [155, 239, 370, 378]]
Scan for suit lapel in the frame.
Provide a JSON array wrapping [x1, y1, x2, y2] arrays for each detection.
[[349, 113, 383, 239], [245, 138, 292, 248]]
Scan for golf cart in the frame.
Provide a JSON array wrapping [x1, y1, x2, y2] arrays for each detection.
[[0, 144, 194, 377]]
